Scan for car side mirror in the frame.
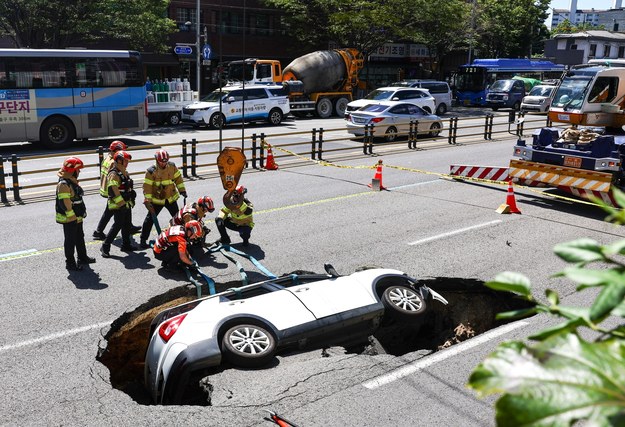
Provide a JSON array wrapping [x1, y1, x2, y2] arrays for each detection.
[[391, 97, 399, 101], [226, 96, 235, 103], [324, 263, 340, 278]]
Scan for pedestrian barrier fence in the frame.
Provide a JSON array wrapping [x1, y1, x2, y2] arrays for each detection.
[[0, 111, 557, 205]]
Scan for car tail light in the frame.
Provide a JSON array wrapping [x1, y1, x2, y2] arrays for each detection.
[[370, 117, 385, 123], [158, 313, 187, 342]]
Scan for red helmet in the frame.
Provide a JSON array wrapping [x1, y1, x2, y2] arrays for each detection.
[[114, 150, 132, 162], [62, 157, 84, 173], [235, 185, 247, 195], [155, 149, 169, 164], [109, 140, 127, 152], [185, 220, 204, 240], [197, 196, 215, 213]]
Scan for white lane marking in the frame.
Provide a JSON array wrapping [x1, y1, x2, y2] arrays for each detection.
[[392, 179, 443, 190], [408, 220, 502, 246], [361, 320, 529, 389], [0, 248, 39, 262], [0, 321, 112, 353]]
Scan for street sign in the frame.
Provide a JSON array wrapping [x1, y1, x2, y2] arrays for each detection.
[[174, 45, 193, 55], [202, 44, 213, 60]]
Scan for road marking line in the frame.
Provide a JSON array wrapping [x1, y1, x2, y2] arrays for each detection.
[[0, 321, 112, 353], [0, 248, 39, 262], [408, 219, 502, 246], [361, 320, 529, 389]]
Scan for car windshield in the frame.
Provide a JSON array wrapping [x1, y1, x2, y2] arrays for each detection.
[[489, 80, 514, 91], [528, 86, 555, 97], [201, 89, 230, 102], [551, 74, 593, 109], [364, 90, 395, 100]]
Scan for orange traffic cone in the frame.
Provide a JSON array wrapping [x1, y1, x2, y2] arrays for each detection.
[[368, 159, 387, 191], [497, 180, 521, 214], [265, 144, 278, 170]]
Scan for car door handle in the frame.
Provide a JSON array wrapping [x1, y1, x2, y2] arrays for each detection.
[[229, 300, 245, 305], [295, 287, 310, 292]]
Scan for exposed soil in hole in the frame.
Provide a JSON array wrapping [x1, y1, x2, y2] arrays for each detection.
[[96, 275, 534, 405]]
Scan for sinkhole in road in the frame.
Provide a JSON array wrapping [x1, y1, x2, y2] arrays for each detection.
[[96, 274, 534, 406]]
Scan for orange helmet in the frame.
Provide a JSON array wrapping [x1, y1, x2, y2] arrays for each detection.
[[109, 140, 127, 152], [185, 220, 204, 240], [235, 185, 247, 195], [114, 150, 132, 162], [197, 196, 215, 213], [155, 149, 169, 164], [62, 157, 84, 173]]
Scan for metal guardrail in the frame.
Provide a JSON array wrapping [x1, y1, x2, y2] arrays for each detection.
[[0, 111, 556, 206]]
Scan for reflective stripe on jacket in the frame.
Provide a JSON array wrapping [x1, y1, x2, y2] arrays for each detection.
[[153, 226, 193, 265], [219, 201, 254, 228], [143, 162, 185, 205], [107, 167, 132, 210]]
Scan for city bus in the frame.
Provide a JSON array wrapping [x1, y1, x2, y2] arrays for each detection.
[[454, 58, 565, 107], [0, 49, 148, 148]]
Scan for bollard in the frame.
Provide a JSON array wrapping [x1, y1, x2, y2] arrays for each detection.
[[97, 146, 104, 168], [259, 134, 266, 169], [483, 115, 490, 140], [486, 114, 494, 139], [412, 120, 419, 148], [516, 112, 525, 136], [181, 139, 188, 178], [311, 128, 317, 160], [367, 124, 374, 155], [251, 133, 258, 169], [191, 138, 197, 177], [318, 128, 324, 160], [508, 110, 516, 124], [0, 155, 7, 203], [11, 154, 20, 202], [448, 117, 458, 145], [362, 125, 370, 155]]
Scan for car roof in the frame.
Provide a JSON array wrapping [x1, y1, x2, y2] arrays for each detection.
[[376, 86, 428, 92]]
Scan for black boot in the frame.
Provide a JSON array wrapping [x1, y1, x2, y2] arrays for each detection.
[[66, 260, 83, 271], [101, 244, 111, 258], [78, 255, 96, 264]]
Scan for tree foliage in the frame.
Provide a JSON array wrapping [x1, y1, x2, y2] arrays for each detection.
[[551, 19, 607, 35], [0, 0, 176, 52], [468, 188, 625, 426]]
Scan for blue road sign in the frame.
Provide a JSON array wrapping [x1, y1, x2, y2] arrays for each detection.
[[202, 44, 213, 60], [174, 45, 193, 55]]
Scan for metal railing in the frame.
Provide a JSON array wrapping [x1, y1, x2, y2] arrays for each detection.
[[0, 111, 557, 206]]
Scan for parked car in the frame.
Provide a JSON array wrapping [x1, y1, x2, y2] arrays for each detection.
[[181, 84, 290, 128], [391, 80, 453, 115], [345, 87, 436, 117], [345, 101, 443, 142], [144, 265, 448, 404], [485, 79, 526, 111], [520, 84, 557, 113]]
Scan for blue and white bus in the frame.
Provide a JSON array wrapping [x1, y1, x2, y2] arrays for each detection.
[[0, 49, 148, 148], [454, 58, 565, 107]]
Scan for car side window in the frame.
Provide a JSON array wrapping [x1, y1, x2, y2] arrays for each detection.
[[247, 88, 268, 100], [228, 89, 245, 101], [389, 104, 410, 114], [406, 104, 423, 115]]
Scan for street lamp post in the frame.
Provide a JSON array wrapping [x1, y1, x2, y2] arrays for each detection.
[[196, 0, 201, 96]]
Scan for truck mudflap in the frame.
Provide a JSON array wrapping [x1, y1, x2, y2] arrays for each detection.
[[509, 159, 619, 206]]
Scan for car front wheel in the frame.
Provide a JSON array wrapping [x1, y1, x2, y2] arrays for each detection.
[[384, 126, 398, 142], [382, 285, 426, 322], [222, 323, 276, 368], [209, 112, 225, 129], [429, 122, 442, 137], [268, 108, 283, 125]]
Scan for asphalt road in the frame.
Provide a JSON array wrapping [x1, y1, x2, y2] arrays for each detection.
[[0, 112, 618, 426]]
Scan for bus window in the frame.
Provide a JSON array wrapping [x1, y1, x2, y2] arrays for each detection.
[[588, 77, 619, 103]]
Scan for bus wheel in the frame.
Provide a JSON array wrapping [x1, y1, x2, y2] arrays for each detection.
[[40, 117, 76, 149]]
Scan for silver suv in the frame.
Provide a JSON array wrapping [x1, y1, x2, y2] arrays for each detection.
[[392, 80, 453, 115]]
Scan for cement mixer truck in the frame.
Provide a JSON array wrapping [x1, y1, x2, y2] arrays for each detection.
[[227, 48, 364, 118]]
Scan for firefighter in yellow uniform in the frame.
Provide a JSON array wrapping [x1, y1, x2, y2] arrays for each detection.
[[140, 149, 187, 248], [55, 157, 96, 271], [215, 185, 254, 246], [101, 151, 137, 257], [93, 140, 141, 240]]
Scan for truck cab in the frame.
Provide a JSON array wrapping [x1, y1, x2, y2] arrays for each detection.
[[228, 59, 283, 85], [486, 79, 526, 111]]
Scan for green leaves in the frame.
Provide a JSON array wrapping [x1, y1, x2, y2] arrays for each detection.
[[553, 238, 605, 263], [468, 334, 625, 427], [486, 272, 532, 298]]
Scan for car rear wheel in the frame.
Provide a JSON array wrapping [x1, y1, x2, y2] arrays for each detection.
[[382, 285, 426, 322], [334, 97, 349, 117], [429, 122, 442, 137], [436, 103, 447, 115], [209, 112, 225, 129], [384, 126, 398, 142], [316, 98, 333, 118], [222, 323, 276, 368], [267, 108, 283, 125], [167, 112, 181, 126]]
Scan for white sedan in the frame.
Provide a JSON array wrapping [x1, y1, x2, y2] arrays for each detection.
[[346, 101, 444, 142], [144, 265, 447, 404]]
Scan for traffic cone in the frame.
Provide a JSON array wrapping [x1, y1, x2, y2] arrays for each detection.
[[497, 180, 522, 214], [368, 159, 387, 191], [265, 144, 279, 170]]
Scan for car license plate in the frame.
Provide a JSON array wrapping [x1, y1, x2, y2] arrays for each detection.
[[564, 156, 582, 168]]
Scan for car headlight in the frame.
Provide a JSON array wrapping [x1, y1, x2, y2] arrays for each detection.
[[502, 95, 508, 100]]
